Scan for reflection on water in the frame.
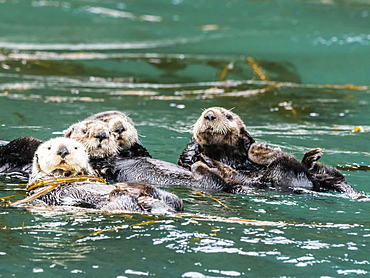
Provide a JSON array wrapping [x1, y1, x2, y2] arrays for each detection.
[[1, 0, 370, 276]]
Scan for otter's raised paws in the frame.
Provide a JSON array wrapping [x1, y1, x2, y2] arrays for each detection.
[[198, 153, 237, 175], [301, 148, 323, 170], [248, 142, 283, 166]]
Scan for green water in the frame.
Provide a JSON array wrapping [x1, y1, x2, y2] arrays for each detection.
[[1, 0, 370, 277]]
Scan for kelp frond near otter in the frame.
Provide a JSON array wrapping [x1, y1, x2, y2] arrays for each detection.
[[13, 176, 106, 206]]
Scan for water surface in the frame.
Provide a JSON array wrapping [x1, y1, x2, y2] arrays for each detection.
[[1, 0, 370, 277]]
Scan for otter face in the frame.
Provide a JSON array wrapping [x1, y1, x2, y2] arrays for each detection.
[[85, 111, 139, 149], [32, 137, 92, 178], [64, 120, 119, 159], [193, 107, 247, 146], [106, 117, 138, 149]]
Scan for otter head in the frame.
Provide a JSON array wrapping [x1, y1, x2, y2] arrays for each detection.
[[193, 107, 253, 148], [85, 111, 139, 150], [64, 120, 119, 159], [105, 115, 138, 150], [30, 137, 93, 182]]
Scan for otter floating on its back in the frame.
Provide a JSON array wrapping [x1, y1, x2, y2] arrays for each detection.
[[64, 120, 119, 159], [0, 137, 42, 180], [84, 110, 151, 158], [78, 111, 232, 191], [179, 107, 360, 196], [178, 107, 259, 171], [15, 137, 183, 213]]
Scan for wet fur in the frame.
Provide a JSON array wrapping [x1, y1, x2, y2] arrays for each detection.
[[178, 107, 259, 171], [113, 157, 228, 191], [26, 137, 183, 213], [201, 142, 359, 196], [85, 111, 151, 158], [64, 120, 119, 159], [0, 137, 42, 180]]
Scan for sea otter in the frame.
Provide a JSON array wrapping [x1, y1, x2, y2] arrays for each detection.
[[63, 117, 230, 190], [64, 120, 119, 159], [0, 119, 120, 180], [84, 110, 151, 158], [178, 107, 260, 171], [14, 137, 183, 213], [0, 137, 42, 180], [63, 120, 121, 179], [199, 142, 360, 196], [178, 107, 359, 195]]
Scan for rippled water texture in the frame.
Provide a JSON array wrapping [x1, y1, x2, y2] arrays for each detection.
[[1, 0, 370, 277]]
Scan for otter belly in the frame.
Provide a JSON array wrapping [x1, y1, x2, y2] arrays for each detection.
[[113, 157, 228, 191]]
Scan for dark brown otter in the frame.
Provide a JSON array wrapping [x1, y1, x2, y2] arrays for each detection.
[[178, 107, 260, 172], [178, 107, 359, 196], [0, 137, 43, 180], [199, 142, 360, 196]]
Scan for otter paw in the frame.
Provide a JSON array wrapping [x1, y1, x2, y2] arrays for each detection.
[[191, 161, 212, 177], [248, 142, 282, 165]]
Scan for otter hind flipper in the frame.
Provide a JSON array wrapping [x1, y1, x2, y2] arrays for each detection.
[[301, 148, 323, 170]]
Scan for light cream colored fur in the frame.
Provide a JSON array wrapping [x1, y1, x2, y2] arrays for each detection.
[[85, 111, 139, 149], [29, 137, 94, 183], [64, 120, 119, 158]]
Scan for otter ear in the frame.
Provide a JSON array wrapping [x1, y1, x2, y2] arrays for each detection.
[[64, 127, 73, 138]]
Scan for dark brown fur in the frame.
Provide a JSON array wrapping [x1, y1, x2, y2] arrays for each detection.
[[0, 137, 42, 180], [178, 107, 259, 171]]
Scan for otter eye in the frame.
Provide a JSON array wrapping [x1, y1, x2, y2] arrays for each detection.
[[226, 114, 233, 120]]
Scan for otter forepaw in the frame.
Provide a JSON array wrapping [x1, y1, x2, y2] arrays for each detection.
[[248, 142, 282, 165], [191, 161, 212, 178], [198, 153, 217, 167]]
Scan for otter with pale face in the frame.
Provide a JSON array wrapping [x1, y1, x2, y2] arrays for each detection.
[[21, 137, 183, 213], [29, 137, 94, 183], [85, 111, 151, 158], [179, 107, 259, 171], [64, 120, 119, 159], [81, 112, 230, 190]]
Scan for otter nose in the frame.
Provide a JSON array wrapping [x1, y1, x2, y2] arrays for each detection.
[[204, 111, 216, 121], [115, 123, 126, 134], [95, 131, 107, 142], [57, 145, 69, 158]]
